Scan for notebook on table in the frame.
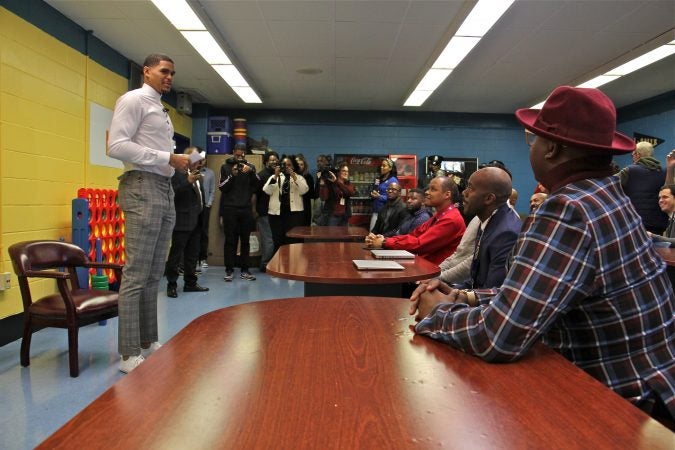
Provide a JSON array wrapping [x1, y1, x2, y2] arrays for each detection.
[[370, 249, 415, 259], [352, 260, 405, 270]]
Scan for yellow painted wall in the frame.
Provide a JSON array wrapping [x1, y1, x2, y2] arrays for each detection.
[[0, 8, 192, 318]]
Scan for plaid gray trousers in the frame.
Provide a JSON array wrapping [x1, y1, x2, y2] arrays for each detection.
[[117, 171, 175, 356]]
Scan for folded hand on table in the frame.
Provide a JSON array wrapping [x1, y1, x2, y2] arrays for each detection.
[[365, 233, 384, 248], [409, 279, 469, 322]]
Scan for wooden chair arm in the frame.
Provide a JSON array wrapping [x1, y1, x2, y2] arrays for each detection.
[[24, 270, 70, 279], [82, 262, 124, 288], [83, 262, 124, 271]]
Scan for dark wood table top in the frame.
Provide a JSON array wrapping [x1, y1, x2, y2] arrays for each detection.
[[266, 242, 440, 284], [38, 297, 673, 449], [656, 247, 675, 266], [286, 225, 369, 240]]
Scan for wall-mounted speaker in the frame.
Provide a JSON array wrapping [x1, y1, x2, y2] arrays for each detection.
[[177, 92, 192, 115]]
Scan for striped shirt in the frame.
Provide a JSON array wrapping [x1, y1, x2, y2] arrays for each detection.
[[416, 176, 675, 414]]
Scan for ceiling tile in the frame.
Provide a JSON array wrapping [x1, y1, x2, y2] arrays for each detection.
[[43, 0, 675, 112]]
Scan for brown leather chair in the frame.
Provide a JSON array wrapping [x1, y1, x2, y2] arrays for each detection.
[[8, 240, 123, 377]]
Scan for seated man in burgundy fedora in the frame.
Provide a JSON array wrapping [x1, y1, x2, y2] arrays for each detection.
[[409, 86, 675, 424]]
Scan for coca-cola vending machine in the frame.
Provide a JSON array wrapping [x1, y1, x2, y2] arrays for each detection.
[[333, 153, 388, 226]]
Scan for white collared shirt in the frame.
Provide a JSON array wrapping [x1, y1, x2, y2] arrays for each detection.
[[108, 83, 174, 177]]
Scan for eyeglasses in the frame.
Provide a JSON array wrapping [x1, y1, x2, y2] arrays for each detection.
[[386, 188, 400, 192], [525, 130, 537, 146]]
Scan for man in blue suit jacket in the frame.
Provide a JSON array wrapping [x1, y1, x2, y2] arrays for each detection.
[[454, 167, 522, 292]]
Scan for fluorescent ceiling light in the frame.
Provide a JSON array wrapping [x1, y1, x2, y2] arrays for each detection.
[[181, 31, 231, 64], [457, 0, 515, 37], [152, 0, 262, 104], [213, 65, 248, 87], [232, 86, 262, 104], [577, 75, 620, 89], [607, 44, 675, 76], [404, 0, 514, 107], [404, 90, 434, 107], [529, 40, 675, 107], [150, 0, 205, 30], [416, 69, 452, 91], [433, 36, 480, 69]]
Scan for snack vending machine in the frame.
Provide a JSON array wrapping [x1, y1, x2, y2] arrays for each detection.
[[333, 153, 388, 226]]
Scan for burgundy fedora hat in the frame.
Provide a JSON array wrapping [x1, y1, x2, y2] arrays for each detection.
[[515, 86, 635, 154]]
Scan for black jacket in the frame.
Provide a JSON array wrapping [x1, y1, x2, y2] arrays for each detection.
[[171, 171, 202, 232]]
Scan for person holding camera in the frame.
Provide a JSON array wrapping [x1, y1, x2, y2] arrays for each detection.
[[319, 163, 356, 226], [164, 147, 209, 298], [263, 155, 309, 250], [219, 143, 259, 282], [256, 150, 279, 273]]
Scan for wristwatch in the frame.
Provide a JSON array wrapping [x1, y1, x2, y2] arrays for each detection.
[[460, 289, 476, 306]]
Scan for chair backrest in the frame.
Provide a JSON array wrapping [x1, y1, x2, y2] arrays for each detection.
[[8, 241, 89, 310], [8, 240, 88, 275]]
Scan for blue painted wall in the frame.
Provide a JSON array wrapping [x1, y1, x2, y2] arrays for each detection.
[[204, 93, 674, 215], [6, 0, 673, 215], [615, 93, 675, 169]]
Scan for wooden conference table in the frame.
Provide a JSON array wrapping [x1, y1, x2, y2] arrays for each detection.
[[286, 225, 369, 242], [39, 297, 672, 449], [266, 242, 440, 297]]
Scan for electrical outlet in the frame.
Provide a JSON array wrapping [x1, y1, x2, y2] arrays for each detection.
[[0, 272, 11, 290]]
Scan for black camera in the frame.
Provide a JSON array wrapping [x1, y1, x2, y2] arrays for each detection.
[[227, 156, 248, 171], [320, 167, 336, 180]]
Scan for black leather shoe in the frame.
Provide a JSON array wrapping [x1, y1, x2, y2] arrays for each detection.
[[184, 284, 209, 292], [166, 286, 178, 298]]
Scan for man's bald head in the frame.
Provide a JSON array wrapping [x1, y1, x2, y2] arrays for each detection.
[[463, 167, 513, 219], [530, 193, 548, 211], [478, 167, 513, 202]]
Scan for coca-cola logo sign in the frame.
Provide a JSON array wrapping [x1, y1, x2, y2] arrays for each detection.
[[349, 157, 373, 165]]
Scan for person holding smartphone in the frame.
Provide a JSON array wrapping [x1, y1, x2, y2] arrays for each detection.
[[263, 155, 308, 249], [320, 163, 356, 226]]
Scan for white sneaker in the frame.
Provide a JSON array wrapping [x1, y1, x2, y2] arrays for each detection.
[[201, 261, 209, 269], [119, 355, 144, 374], [141, 342, 162, 359]]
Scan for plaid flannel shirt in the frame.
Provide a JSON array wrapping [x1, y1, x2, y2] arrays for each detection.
[[416, 176, 675, 414]]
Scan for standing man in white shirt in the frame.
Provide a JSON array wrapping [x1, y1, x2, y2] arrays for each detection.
[[108, 54, 190, 373]]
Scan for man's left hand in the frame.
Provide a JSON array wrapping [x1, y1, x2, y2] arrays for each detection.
[[365, 233, 384, 248], [409, 282, 467, 321]]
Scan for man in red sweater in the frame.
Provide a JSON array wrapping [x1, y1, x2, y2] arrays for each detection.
[[365, 177, 465, 264]]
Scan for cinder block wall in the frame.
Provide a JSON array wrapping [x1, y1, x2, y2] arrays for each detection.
[[0, 8, 191, 319]]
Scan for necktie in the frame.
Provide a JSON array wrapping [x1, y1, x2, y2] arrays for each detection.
[[469, 225, 484, 289], [666, 214, 675, 238]]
